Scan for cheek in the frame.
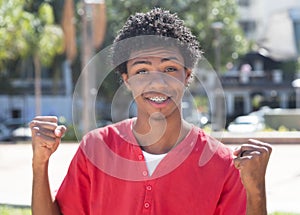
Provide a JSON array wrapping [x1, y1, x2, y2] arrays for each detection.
[[168, 74, 186, 89], [174, 84, 186, 99], [127, 77, 148, 97], [179, 72, 189, 84]]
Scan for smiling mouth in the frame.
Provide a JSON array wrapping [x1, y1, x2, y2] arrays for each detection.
[[147, 96, 170, 104]]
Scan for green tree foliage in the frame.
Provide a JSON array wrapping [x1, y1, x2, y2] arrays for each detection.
[[36, 2, 64, 65], [0, 0, 64, 69], [0, 0, 35, 68], [0, 0, 64, 114], [103, 0, 249, 71]]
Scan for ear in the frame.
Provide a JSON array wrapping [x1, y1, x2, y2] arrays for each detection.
[[184, 68, 192, 86], [121, 73, 131, 90]]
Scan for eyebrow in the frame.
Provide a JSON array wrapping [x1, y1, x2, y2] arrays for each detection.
[[131, 56, 180, 66], [161, 57, 180, 62], [131, 60, 152, 66]]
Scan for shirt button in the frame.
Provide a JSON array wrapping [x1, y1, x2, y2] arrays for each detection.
[[142, 171, 148, 176], [146, 185, 152, 191], [138, 154, 144, 160], [144, 202, 150, 209]]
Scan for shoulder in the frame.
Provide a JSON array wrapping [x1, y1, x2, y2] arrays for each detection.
[[195, 129, 234, 168], [79, 118, 136, 152], [82, 118, 134, 142]]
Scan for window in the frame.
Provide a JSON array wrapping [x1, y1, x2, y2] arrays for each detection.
[[237, 0, 250, 7]]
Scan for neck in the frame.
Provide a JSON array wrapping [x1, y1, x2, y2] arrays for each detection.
[[133, 114, 192, 154]]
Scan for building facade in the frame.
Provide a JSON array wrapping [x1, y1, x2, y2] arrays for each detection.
[[1, 1, 300, 128], [220, 0, 300, 120]]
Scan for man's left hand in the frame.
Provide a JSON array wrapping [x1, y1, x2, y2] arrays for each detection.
[[233, 139, 272, 194]]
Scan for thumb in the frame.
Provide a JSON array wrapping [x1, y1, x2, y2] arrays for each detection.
[[233, 146, 242, 157], [54, 125, 67, 138]]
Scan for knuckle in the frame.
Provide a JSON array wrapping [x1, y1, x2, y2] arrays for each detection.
[[267, 145, 273, 153], [260, 141, 272, 152], [259, 146, 270, 156], [29, 121, 35, 129], [51, 116, 58, 122]]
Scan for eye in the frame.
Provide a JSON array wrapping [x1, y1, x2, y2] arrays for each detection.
[[165, 67, 178, 73], [136, 69, 149, 75]]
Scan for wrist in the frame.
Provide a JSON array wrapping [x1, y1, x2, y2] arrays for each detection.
[[245, 180, 266, 197], [32, 158, 49, 173], [246, 184, 267, 215]]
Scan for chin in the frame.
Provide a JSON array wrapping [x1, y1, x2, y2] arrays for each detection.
[[149, 112, 168, 121]]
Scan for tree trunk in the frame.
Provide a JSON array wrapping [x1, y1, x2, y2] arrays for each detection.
[[33, 54, 42, 116], [92, 2, 106, 49], [61, 0, 77, 62]]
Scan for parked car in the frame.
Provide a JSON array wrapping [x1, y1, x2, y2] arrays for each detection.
[[227, 115, 265, 133], [11, 126, 31, 141], [0, 118, 31, 142], [3, 118, 29, 131], [249, 106, 271, 118], [0, 123, 11, 141]]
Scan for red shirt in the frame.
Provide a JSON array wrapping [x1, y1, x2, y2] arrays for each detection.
[[56, 119, 246, 215]]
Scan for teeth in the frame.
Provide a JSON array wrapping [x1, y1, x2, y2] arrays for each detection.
[[148, 96, 168, 103]]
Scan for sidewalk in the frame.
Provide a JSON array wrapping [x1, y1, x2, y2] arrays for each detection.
[[0, 142, 78, 206], [264, 144, 300, 213], [0, 142, 299, 213]]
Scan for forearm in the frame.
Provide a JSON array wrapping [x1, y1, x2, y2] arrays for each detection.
[[233, 139, 272, 215], [32, 161, 61, 215], [246, 184, 267, 215]]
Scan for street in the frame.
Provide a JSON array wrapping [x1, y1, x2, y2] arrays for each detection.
[[0, 142, 299, 213]]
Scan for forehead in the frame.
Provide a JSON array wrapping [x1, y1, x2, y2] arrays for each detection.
[[128, 47, 184, 65]]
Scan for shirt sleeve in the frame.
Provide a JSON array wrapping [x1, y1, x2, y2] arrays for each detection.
[[214, 161, 247, 215], [55, 147, 91, 215]]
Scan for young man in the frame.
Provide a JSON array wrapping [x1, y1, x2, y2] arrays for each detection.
[[30, 8, 272, 215]]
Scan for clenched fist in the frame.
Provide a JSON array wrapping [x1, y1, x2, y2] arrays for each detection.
[[233, 139, 272, 195], [30, 116, 67, 166]]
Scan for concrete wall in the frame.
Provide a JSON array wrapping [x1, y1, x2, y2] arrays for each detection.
[[264, 109, 300, 130]]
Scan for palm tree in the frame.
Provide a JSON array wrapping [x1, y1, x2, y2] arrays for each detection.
[[0, 0, 64, 115]]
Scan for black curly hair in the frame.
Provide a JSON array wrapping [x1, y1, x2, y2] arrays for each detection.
[[111, 8, 202, 74]]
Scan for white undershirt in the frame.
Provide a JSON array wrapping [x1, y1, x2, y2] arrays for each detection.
[[142, 150, 167, 176]]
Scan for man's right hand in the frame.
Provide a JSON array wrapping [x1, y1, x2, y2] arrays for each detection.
[[30, 116, 67, 166]]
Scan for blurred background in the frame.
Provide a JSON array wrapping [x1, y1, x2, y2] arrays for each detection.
[[1, 0, 300, 139], [0, 0, 300, 214]]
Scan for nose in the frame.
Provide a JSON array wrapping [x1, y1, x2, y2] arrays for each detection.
[[148, 71, 168, 89]]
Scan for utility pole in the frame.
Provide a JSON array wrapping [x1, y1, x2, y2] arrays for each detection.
[[81, 0, 106, 134], [211, 22, 225, 131], [81, 1, 92, 134]]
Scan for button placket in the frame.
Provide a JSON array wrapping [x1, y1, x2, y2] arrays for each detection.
[[142, 182, 154, 212], [136, 153, 148, 178], [144, 202, 151, 209], [138, 154, 144, 161], [146, 185, 152, 191]]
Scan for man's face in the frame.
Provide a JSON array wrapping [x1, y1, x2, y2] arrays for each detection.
[[122, 47, 191, 120]]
